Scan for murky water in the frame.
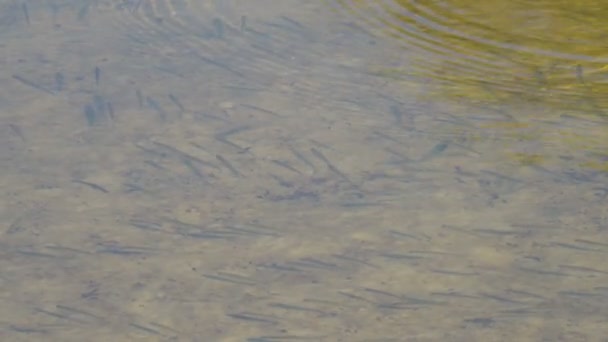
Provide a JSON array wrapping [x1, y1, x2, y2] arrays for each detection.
[[1, 1, 607, 341]]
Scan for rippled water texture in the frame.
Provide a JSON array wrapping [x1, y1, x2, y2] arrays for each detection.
[[331, 0, 608, 109], [2, 1, 608, 341], [330, 0, 608, 174]]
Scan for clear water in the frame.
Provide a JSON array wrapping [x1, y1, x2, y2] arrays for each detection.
[[1, 1, 607, 341]]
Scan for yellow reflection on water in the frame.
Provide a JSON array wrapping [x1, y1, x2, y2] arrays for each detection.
[[339, 0, 608, 110], [333, 0, 608, 171]]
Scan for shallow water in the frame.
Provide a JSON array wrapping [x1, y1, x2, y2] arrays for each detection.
[[1, 1, 608, 341]]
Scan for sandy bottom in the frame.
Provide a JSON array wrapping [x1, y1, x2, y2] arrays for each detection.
[[1, 1, 607, 341]]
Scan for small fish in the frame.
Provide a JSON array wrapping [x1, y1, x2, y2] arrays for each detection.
[[22, 4, 30, 25], [418, 141, 449, 162], [94, 66, 100, 86], [54, 72, 65, 91]]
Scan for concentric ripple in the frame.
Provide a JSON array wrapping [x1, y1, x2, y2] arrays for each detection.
[[329, 0, 608, 111]]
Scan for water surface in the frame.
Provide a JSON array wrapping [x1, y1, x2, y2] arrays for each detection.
[[1, 1, 608, 341]]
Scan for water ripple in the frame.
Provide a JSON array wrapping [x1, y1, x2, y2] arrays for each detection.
[[329, 0, 608, 111]]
